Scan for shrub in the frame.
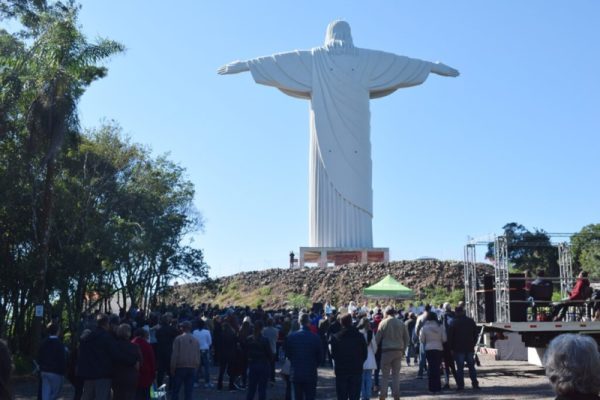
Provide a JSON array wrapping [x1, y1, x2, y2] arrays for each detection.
[[288, 293, 310, 309], [420, 287, 465, 307]]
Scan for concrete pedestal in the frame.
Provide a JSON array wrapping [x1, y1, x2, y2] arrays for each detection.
[[299, 247, 389, 267]]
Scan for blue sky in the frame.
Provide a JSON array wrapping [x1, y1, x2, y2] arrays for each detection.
[[75, 1, 600, 277]]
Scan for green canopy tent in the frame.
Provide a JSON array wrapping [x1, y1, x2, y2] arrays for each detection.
[[363, 274, 415, 299]]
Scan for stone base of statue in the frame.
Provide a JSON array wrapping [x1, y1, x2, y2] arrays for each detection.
[[298, 247, 389, 268]]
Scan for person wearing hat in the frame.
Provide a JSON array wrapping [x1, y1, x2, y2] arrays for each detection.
[[374, 308, 409, 400]]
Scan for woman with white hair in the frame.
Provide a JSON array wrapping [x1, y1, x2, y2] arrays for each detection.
[[544, 334, 600, 399]]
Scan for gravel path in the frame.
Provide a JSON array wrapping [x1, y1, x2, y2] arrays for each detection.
[[14, 358, 555, 399]]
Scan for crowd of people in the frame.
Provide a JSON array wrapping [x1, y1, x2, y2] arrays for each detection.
[[1, 299, 600, 400], [25, 300, 485, 400]]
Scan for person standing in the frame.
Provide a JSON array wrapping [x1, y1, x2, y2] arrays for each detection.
[[77, 314, 139, 400], [404, 313, 417, 367], [327, 312, 341, 366], [112, 324, 141, 400], [330, 314, 367, 400], [170, 321, 200, 400], [262, 318, 279, 383], [37, 323, 67, 400], [238, 319, 253, 388], [212, 315, 223, 367], [447, 306, 480, 390], [375, 308, 409, 400], [371, 309, 383, 393], [414, 305, 430, 379], [325, 302, 333, 316], [419, 312, 445, 393], [317, 314, 331, 366], [245, 320, 273, 400], [217, 318, 239, 391], [155, 314, 178, 387], [358, 318, 377, 400], [131, 328, 156, 400], [440, 304, 457, 390], [192, 319, 213, 388], [285, 313, 323, 400]]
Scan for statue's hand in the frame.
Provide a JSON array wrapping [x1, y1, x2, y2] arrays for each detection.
[[217, 60, 250, 75], [444, 66, 460, 77], [432, 62, 460, 78]]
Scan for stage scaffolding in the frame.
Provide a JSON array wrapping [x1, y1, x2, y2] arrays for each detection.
[[464, 235, 574, 324]]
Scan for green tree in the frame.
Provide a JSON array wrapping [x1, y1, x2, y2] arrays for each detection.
[[571, 224, 600, 278], [1, 0, 123, 354], [52, 124, 206, 333], [486, 223, 559, 276], [0, 1, 207, 359]]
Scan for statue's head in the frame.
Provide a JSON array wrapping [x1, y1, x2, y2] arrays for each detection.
[[324, 20, 355, 53]]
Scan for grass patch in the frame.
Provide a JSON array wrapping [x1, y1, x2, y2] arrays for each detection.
[[225, 282, 239, 293], [420, 287, 465, 307], [288, 293, 311, 309]]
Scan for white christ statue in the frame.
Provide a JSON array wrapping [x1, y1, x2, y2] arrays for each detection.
[[218, 20, 459, 249]]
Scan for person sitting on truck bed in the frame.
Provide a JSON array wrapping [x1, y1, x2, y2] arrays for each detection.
[[544, 333, 600, 400], [552, 271, 592, 322], [529, 270, 554, 302], [529, 270, 554, 319]]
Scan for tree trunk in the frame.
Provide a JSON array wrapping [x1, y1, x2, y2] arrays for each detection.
[[30, 159, 55, 356]]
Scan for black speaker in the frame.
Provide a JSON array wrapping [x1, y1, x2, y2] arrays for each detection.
[[483, 275, 495, 323], [509, 273, 527, 322]]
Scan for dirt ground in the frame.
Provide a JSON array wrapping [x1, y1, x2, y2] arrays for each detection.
[[14, 357, 555, 400]]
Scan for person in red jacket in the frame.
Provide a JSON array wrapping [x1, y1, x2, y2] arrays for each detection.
[[553, 271, 592, 321], [569, 271, 592, 301], [132, 328, 156, 400]]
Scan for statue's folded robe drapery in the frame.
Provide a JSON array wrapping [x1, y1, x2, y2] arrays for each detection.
[[248, 48, 432, 247]]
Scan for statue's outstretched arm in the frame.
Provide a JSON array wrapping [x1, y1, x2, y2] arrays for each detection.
[[430, 62, 460, 78], [217, 60, 250, 75]]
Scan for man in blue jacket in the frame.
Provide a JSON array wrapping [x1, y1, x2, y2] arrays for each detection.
[[76, 314, 139, 399], [447, 306, 480, 391], [285, 313, 323, 400]]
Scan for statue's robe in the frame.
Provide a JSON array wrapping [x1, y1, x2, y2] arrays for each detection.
[[248, 47, 432, 247]]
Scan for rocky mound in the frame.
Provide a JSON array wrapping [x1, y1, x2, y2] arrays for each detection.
[[169, 260, 492, 309]]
